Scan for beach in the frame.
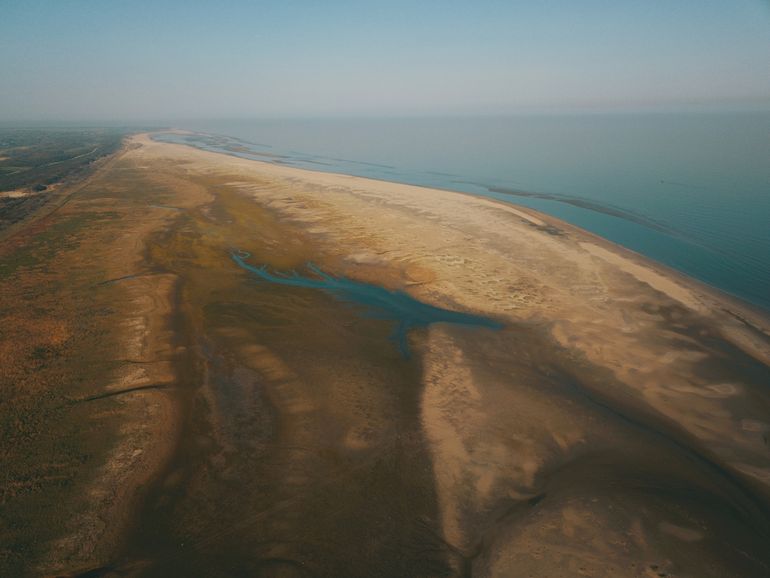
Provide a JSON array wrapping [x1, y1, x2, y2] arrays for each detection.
[[3, 133, 770, 577]]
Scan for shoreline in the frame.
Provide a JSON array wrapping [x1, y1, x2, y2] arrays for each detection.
[[154, 129, 770, 316], [6, 132, 770, 576], [125, 132, 770, 575], [146, 131, 770, 347]]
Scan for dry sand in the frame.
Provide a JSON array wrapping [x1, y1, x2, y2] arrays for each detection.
[[114, 133, 770, 576], [8, 132, 768, 577]]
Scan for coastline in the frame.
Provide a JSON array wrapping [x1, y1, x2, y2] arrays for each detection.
[[146, 131, 770, 340], [155, 124, 770, 314], [134, 131, 770, 489], [5, 132, 770, 576], [128, 131, 770, 575]]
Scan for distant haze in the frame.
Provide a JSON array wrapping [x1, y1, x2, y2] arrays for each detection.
[[1, 0, 769, 121]]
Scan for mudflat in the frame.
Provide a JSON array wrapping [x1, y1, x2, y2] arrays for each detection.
[[2, 133, 770, 577]]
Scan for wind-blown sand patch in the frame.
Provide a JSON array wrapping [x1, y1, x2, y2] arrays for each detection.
[[0, 189, 29, 198]]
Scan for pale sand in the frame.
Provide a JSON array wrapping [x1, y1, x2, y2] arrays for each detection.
[[131, 131, 770, 454], [131, 133, 770, 335], [0, 189, 29, 198], [126, 134, 770, 574]]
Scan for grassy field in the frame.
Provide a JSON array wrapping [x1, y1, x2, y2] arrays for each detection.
[[0, 139, 183, 575], [0, 128, 129, 233], [0, 128, 126, 192]]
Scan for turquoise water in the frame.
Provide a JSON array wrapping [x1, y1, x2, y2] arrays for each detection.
[[160, 112, 770, 311], [231, 251, 503, 357]]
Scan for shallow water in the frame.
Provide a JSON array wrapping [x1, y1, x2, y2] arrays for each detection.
[[231, 251, 503, 357], [158, 112, 770, 310]]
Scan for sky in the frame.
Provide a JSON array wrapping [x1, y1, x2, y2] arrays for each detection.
[[1, 0, 769, 121]]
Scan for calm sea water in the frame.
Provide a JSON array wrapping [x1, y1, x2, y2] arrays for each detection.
[[171, 113, 770, 311]]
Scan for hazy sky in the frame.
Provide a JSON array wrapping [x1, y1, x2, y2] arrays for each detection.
[[1, 0, 769, 120]]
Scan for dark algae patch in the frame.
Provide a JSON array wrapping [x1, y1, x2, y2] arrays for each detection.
[[232, 250, 503, 357]]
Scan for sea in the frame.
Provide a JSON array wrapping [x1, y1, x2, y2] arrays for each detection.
[[167, 112, 770, 311]]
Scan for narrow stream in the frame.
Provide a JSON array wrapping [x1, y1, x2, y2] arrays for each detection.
[[231, 250, 503, 357]]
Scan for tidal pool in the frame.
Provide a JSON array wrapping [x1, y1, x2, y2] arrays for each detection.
[[232, 250, 503, 357]]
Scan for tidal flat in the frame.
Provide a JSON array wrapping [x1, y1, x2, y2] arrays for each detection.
[[1, 133, 770, 577]]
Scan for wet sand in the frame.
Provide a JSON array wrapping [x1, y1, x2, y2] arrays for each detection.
[[3, 133, 770, 577]]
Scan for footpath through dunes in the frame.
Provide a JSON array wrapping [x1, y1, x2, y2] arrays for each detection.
[[3, 132, 770, 577]]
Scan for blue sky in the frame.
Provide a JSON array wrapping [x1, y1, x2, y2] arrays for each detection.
[[1, 0, 769, 120]]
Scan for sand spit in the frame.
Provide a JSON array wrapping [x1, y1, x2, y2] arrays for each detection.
[[111, 133, 770, 576], [5, 132, 770, 576]]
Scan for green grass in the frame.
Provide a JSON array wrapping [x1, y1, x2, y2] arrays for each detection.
[[0, 212, 115, 278], [0, 128, 129, 193]]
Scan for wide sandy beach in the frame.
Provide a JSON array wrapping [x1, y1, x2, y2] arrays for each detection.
[[3, 133, 770, 577]]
